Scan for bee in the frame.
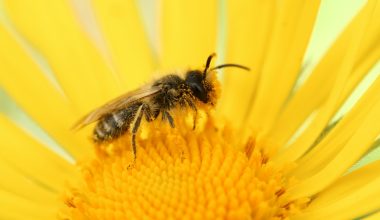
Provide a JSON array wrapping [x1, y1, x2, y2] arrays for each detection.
[[73, 53, 249, 158]]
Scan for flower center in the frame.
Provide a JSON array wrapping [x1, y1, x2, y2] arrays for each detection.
[[59, 117, 308, 219]]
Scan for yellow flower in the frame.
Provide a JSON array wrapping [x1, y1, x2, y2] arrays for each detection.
[[1, 0, 380, 219]]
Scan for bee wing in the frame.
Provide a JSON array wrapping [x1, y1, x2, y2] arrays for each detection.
[[72, 86, 161, 130]]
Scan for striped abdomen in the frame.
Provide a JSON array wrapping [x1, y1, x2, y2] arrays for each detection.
[[93, 103, 141, 142]]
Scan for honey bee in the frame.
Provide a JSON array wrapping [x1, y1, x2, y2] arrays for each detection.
[[73, 53, 249, 158]]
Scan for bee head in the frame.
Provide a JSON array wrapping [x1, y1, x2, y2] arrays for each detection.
[[185, 70, 209, 103], [185, 53, 250, 104]]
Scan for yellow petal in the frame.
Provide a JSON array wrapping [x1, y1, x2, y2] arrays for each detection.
[[247, 0, 320, 135], [90, 0, 157, 90], [159, 1, 217, 69], [288, 84, 380, 198], [293, 161, 380, 219], [220, 0, 274, 128], [269, 1, 380, 147], [286, 69, 380, 177], [349, 139, 380, 173], [273, 0, 378, 161], [0, 190, 56, 219], [363, 211, 380, 220], [307, 160, 380, 208], [3, 0, 120, 113], [0, 115, 76, 192], [0, 24, 91, 159], [0, 160, 57, 204], [221, 0, 320, 132]]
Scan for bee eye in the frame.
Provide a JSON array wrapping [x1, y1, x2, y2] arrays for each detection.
[[185, 70, 208, 103], [189, 83, 207, 102], [191, 84, 202, 93]]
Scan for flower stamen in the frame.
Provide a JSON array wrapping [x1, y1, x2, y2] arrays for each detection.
[[60, 116, 309, 219]]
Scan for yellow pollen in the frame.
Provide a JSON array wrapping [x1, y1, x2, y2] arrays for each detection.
[[59, 117, 308, 219]]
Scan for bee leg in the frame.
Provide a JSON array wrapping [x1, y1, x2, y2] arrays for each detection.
[[131, 105, 145, 160], [144, 105, 156, 122], [187, 100, 198, 130], [162, 111, 175, 128]]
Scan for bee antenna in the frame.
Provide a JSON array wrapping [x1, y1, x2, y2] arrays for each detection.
[[203, 53, 217, 79], [210, 64, 250, 72], [203, 53, 250, 79]]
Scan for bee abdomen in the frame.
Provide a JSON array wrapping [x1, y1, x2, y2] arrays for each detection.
[[93, 107, 137, 142]]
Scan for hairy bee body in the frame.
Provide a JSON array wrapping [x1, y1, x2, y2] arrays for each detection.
[[93, 102, 142, 142], [93, 74, 196, 143], [74, 54, 249, 158]]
